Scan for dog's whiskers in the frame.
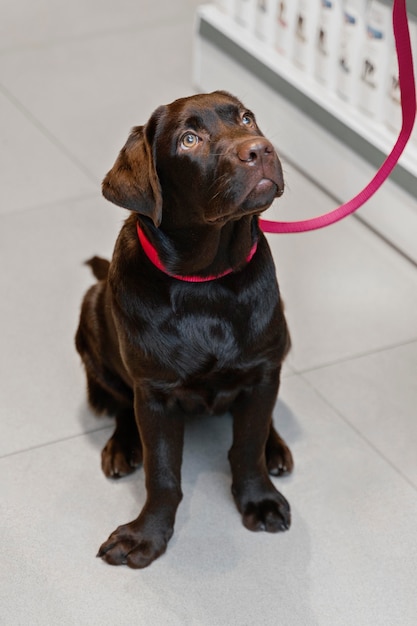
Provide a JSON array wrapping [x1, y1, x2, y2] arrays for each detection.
[[210, 173, 233, 203]]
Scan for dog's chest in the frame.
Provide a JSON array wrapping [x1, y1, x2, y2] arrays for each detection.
[[168, 282, 272, 360], [144, 282, 280, 414], [163, 311, 266, 414]]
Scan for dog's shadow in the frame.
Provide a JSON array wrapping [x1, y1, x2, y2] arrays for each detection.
[[78, 396, 302, 516], [177, 397, 302, 526], [181, 396, 302, 485], [78, 402, 316, 620], [77, 398, 305, 571]]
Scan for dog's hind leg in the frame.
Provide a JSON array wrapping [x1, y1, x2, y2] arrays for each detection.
[[265, 424, 294, 477], [83, 370, 142, 478], [101, 407, 143, 479]]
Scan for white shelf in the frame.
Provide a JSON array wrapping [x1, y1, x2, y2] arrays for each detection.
[[193, 4, 417, 263]]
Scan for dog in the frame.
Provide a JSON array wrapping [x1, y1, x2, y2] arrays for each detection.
[[75, 90, 293, 569]]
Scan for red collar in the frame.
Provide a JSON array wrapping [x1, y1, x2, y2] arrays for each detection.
[[136, 222, 258, 283]]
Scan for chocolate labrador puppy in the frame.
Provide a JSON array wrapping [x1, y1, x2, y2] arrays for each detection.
[[76, 90, 293, 569]]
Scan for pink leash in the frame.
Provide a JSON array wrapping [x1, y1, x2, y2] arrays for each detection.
[[259, 0, 416, 235]]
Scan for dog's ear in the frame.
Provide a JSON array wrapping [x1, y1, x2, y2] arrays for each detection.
[[102, 114, 163, 227]]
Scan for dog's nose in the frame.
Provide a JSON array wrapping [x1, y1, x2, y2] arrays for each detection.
[[237, 138, 274, 164]]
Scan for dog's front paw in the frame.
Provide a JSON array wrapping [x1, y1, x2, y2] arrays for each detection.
[[240, 492, 291, 533], [97, 520, 173, 569]]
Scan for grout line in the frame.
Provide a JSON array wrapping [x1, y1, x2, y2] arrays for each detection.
[[354, 214, 417, 270], [0, 190, 99, 219], [290, 336, 417, 376], [0, 11, 193, 57], [280, 151, 345, 207], [0, 83, 98, 183], [299, 373, 417, 495], [279, 151, 417, 270], [0, 426, 113, 462], [0, 9, 195, 193]]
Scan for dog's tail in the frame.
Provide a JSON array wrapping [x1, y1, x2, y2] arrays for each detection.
[[85, 256, 110, 280]]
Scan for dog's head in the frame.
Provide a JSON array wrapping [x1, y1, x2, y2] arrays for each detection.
[[102, 91, 284, 229]]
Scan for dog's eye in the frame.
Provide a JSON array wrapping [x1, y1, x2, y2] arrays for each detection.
[[242, 114, 254, 127], [181, 133, 200, 149]]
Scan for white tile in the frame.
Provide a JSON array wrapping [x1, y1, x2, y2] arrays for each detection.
[[0, 89, 94, 215], [304, 341, 417, 488], [0, 196, 125, 456], [264, 162, 417, 371], [274, 376, 417, 626], [0, 19, 197, 184], [1, 376, 417, 625], [0, 0, 191, 52]]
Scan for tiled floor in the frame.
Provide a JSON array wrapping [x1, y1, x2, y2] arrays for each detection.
[[1, 2, 417, 625]]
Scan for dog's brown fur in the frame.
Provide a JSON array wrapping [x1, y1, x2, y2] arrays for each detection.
[[76, 91, 293, 569]]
